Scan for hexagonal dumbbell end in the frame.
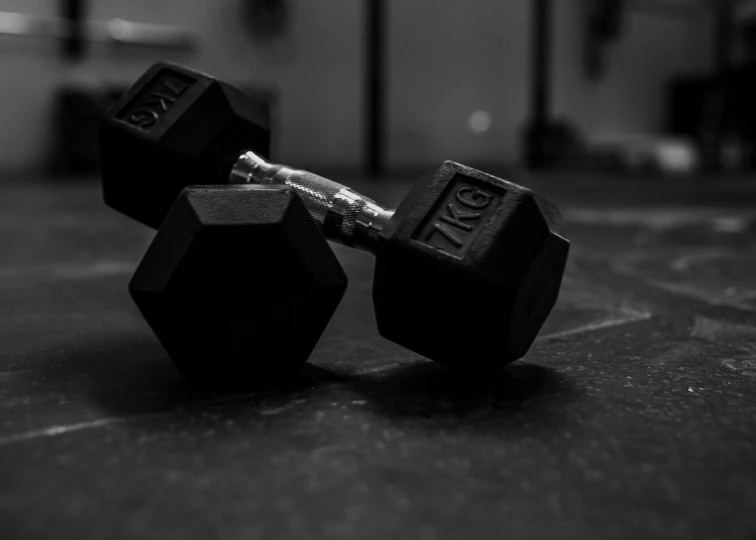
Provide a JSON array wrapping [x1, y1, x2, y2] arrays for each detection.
[[373, 161, 569, 370], [100, 61, 270, 229], [130, 185, 347, 382]]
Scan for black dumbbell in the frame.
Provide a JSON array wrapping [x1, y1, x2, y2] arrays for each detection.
[[101, 62, 570, 370], [130, 184, 347, 381]]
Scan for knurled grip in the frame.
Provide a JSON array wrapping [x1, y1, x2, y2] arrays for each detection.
[[267, 166, 364, 245], [230, 152, 394, 251]]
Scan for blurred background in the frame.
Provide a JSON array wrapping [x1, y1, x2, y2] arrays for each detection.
[[0, 0, 753, 178]]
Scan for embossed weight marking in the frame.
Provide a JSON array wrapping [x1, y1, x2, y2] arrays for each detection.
[[100, 62, 570, 370], [415, 177, 501, 257], [115, 69, 195, 132]]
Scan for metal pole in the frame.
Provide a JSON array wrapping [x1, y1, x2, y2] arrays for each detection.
[[525, 0, 553, 168], [707, 0, 733, 171], [60, 0, 86, 62], [365, 0, 386, 176], [532, 0, 552, 135]]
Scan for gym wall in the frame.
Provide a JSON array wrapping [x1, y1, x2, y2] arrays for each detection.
[[553, 1, 712, 145], [0, 0, 712, 173]]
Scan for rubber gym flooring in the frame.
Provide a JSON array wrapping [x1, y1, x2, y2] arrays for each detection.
[[1, 171, 755, 539]]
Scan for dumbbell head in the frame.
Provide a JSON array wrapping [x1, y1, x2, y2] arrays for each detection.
[[130, 184, 347, 381], [100, 62, 269, 229], [373, 161, 569, 370]]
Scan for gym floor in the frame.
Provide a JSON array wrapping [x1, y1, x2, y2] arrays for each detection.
[[1, 171, 756, 539]]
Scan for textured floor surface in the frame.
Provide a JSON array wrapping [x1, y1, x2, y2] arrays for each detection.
[[1, 172, 755, 540]]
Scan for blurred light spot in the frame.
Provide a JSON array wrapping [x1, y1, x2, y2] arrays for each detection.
[[711, 216, 747, 233], [468, 111, 492, 135], [656, 140, 698, 174], [107, 18, 131, 40]]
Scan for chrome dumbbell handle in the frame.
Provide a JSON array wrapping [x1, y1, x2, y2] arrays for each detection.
[[229, 151, 394, 253]]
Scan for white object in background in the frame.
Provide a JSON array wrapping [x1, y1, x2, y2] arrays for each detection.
[[468, 110, 492, 136], [589, 134, 700, 175], [655, 138, 699, 174]]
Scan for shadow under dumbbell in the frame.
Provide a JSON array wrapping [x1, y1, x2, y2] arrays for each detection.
[[85, 344, 340, 411], [3, 305, 572, 445], [2, 331, 346, 442], [350, 360, 574, 428]]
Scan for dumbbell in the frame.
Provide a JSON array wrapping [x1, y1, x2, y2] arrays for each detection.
[[101, 62, 570, 370], [130, 183, 347, 381]]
